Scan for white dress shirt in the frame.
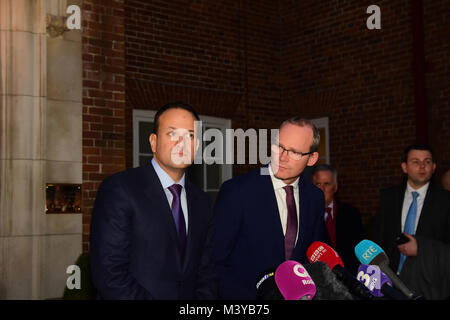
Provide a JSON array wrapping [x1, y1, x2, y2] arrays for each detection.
[[151, 158, 189, 232], [400, 181, 429, 233], [268, 164, 300, 244], [324, 200, 334, 221]]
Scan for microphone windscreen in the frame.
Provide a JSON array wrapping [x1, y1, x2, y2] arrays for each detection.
[[304, 262, 353, 300], [357, 264, 392, 297], [275, 261, 316, 300], [306, 241, 344, 269], [256, 269, 284, 300], [354, 239, 386, 265]]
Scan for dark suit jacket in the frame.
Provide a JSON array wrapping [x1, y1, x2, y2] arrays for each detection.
[[213, 167, 325, 299], [324, 200, 366, 276], [90, 163, 217, 299], [372, 181, 450, 298]]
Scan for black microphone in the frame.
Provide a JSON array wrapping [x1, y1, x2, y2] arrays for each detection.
[[304, 261, 353, 300], [256, 268, 284, 300], [307, 241, 374, 300]]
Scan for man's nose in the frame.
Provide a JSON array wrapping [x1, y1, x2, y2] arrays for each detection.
[[279, 149, 289, 162]]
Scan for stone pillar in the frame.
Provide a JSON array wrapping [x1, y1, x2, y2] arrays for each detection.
[[0, 0, 82, 299]]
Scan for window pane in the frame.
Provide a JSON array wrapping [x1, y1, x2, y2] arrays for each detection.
[[139, 121, 154, 153]]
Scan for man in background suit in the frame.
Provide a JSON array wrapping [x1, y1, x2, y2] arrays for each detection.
[[214, 117, 325, 299], [90, 102, 216, 299], [373, 144, 450, 299], [312, 164, 365, 275]]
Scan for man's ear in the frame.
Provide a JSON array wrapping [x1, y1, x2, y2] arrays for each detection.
[[149, 133, 157, 153], [401, 162, 408, 174], [307, 152, 319, 167]]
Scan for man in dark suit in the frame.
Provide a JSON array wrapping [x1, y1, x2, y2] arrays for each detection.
[[311, 164, 365, 275], [373, 144, 450, 299], [214, 117, 325, 299], [90, 102, 216, 299]]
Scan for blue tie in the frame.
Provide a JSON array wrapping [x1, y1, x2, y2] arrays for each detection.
[[397, 191, 419, 273], [168, 184, 187, 259]]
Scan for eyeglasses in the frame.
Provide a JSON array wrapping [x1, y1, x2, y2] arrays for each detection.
[[273, 144, 314, 161]]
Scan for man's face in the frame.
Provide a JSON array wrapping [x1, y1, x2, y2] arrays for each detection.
[[271, 123, 319, 184], [149, 108, 198, 173], [401, 149, 436, 189], [312, 170, 337, 207]]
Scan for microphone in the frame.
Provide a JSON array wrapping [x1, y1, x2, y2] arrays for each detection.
[[274, 261, 316, 300], [304, 261, 353, 300], [357, 264, 408, 300], [256, 268, 284, 300], [354, 239, 415, 299], [307, 241, 374, 300]]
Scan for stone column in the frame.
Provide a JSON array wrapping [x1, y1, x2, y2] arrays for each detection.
[[0, 0, 82, 299]]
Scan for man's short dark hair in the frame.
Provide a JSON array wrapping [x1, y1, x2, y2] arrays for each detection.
[[153, 102, 200, 134], [402, 143, 434, 163]]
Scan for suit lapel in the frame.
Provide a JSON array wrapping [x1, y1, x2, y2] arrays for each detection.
[[415, 183, 434, 236], [143, 164, 183, 266], [296, 176, 310, 251], [259, 171, 285, 256], [394, 183, 406, 234], [182, 181, 197, 271]]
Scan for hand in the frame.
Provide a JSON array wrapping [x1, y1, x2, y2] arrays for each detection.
[[397, 233, 417, 257]]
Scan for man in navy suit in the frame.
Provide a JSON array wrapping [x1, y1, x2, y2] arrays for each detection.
[[214, 117, 326, 299], [90, 102, 216, 299]]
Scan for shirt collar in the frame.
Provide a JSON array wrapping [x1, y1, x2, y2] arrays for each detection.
[[268, 162, 300, 190], [327, 201, 334, 210], [406, 180, 429, 199], [151, 158, 185, 189]]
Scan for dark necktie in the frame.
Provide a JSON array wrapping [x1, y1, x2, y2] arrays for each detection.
[[325, 207, 336, 248], [168, 184, 187, 259], [283, 185, 298, 260]]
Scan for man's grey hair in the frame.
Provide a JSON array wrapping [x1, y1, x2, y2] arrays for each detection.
[[279, 117, 321, 153], [311, 164, 338, 183]]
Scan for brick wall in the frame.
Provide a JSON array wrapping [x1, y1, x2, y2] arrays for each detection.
[[279, 0, 418, 227], [124, 0, 285, 174], [424, 0, 450, 179], [82, 0, 126, 251], [82, 0, 450, 249]]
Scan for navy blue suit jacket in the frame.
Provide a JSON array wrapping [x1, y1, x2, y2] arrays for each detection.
[[213, 167, 326, 299], [90, 163, 217, 299]]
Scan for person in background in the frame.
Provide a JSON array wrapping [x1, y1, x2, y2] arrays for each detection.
[[372, 144, 450, 299], [312, 164, 366, 275]]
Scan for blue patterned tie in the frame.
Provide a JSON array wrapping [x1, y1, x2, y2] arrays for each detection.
[[168, 184, 187, 259], [397, 191, 419, 273], [283, 185, 298, 260]]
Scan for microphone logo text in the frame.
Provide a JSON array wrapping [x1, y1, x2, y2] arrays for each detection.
[[362, 245, 378, 261]]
